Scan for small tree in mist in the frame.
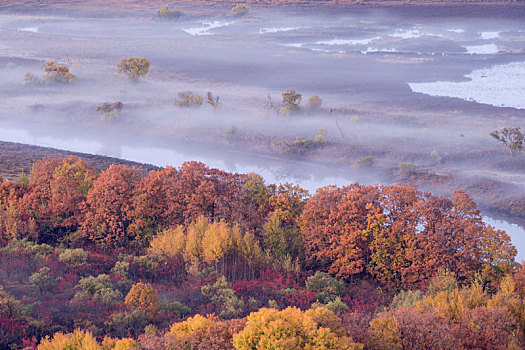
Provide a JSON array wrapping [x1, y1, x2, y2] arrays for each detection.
[[280, 89, 302, 115], [157, 5, 183, 18], [490, 127, 524, 157], [96, 102, 124, 118], [307, 95, 322, 110], [397, 162, 416, 178], [207, 92, 221, 110], [231, 3, 249, 17], [22, 72, 38, 85], [117, 57, 150, 81], [41, 61, 76, 84], [174, 91, 203, 107]]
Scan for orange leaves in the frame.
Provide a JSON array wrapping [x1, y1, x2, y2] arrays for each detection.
[[80, 164, 141, 248], [302, 183, 505, 289], [124, 282, 160, 317], [300, 184, 379, 279]]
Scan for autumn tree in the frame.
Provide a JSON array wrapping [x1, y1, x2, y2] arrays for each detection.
[[280, 89, 302, 115], [168, 314, 245, 349], [117, 57, 150, 81], [148, 226, 186, 259], [41, 61, 76, 84], [131, 166, 182, 237], [233, 306, 362, 349], [366, 184, 421, 289], [268, 182, 309, 229], [369, 308, 455, 350], [19, 156, 96, 243], [80, 164, 142, 248], [38, 329, 101, 350], [0, 179, 36, 240], [307, 95, 322, 110], [125, 282, 160, 317], [183, 218, 264, 280], [300, 184, 379, 279], [480, 225, 517, 284]]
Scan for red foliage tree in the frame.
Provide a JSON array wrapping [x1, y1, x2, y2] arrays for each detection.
[[19, 156, 97, 243], [80, 164, 142, 249], [300, 184, 379, 279]]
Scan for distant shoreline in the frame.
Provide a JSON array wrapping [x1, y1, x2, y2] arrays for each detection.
[[0, 0, 523, 15]]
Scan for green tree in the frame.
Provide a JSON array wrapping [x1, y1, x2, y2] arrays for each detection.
[[74, 274, 123, 305], [201, 276, 244, 319]]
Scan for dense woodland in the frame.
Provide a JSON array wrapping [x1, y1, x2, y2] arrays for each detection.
[[0, 155, 522, 349]]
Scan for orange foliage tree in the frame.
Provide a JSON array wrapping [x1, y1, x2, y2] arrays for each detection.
[[300, 184, 379, 279], [80, 164, 142, 248], [124, 282, 160, 317], [18, 156, 96, 243]]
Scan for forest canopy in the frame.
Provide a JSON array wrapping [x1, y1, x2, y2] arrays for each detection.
[[0, 156, 521, 349]]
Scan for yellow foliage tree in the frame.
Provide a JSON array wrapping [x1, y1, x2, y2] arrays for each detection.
[[368, 316, 401, 350], [169, 314, 216, 339], [148, 226, 186, 258], [184, 216, 210, 271], [124, 282, 160, 317], [480, 225, 517, 283], [418, 280, 487, 321], [117, 57, 150, 81], [102, 337, 138, 350], [233, 306, 362, 350], [38, 329, 101, 350]]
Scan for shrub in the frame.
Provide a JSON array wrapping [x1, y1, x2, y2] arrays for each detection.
[[96, 102, 123, 118], [29, 267, 56, 294], [41, 61, 76, 84], [314, 134, 326, 145], [74, 274, 123, 305], [280, 89, 302, 115], [231, 3, 249, 17], [224, 126, 238, 140], [201, 276, 244, 319], [355, 156, 375, 168], [157, 5, 183, 18], [105, 311, 148, 339], [59, 248, 88, 268], [397, 162, 415, 177], [307, 95, 322, 110], [430, 150, 443, 163], [306, 271, 345, 303], [22, 72, 38, 85], [174, 91, 203, 107], [285, 137, 313, 155], [117, 57, 150, 81], [125, 282, 160, 316]]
